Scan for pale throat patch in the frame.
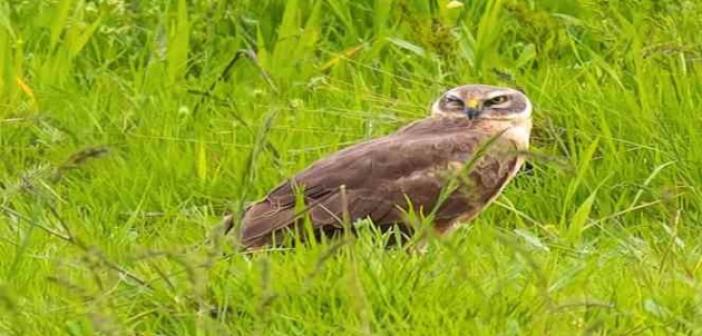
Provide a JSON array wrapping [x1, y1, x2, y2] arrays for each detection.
[[482, 117, 532, 151], [504, 125, 531, 150]]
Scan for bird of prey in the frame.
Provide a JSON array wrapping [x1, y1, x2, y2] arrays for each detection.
[[233, 84, 532, 249]]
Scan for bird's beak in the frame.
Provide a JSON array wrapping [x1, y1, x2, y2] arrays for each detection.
[[465, 98, 481, 120]]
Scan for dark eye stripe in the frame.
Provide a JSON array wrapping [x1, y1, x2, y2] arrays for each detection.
[[485, 95, 508, 106], [443, 95, 464, 109]]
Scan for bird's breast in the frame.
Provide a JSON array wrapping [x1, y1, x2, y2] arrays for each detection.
[[484, 119, 531, 151]]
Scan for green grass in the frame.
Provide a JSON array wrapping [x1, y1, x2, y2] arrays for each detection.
[[1, 0, 702, 334]]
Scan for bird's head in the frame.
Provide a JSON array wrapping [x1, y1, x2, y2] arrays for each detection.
[[431, 84, 532, 122]]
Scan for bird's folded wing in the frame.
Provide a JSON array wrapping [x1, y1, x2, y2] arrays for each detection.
[[240, 126, 506, 247]]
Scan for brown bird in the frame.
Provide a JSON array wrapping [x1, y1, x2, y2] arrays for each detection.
[[233, 84, 532, 249]]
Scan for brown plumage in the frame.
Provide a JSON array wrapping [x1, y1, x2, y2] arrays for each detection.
[[234, 84, 533, 249]]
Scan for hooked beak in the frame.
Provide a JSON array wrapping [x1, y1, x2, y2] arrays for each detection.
[[464, 98, 481, 120], [465, 107, 481, 120]]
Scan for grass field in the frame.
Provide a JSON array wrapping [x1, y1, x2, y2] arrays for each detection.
[[2, 0, 702, 334]]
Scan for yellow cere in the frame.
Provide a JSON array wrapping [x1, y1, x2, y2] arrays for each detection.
[[467, 98, 479, 108]]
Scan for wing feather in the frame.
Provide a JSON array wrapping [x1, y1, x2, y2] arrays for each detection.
[[240, 117, 518, 248]]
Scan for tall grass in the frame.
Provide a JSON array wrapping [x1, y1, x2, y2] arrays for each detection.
[[1, 0, 702, 334]]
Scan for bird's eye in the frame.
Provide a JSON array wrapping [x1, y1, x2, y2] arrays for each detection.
[[485, 95, 509, 107], [443, 95, 464, 109]]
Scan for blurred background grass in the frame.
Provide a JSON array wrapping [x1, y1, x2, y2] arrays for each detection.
[[1, 0, 702, 334]]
